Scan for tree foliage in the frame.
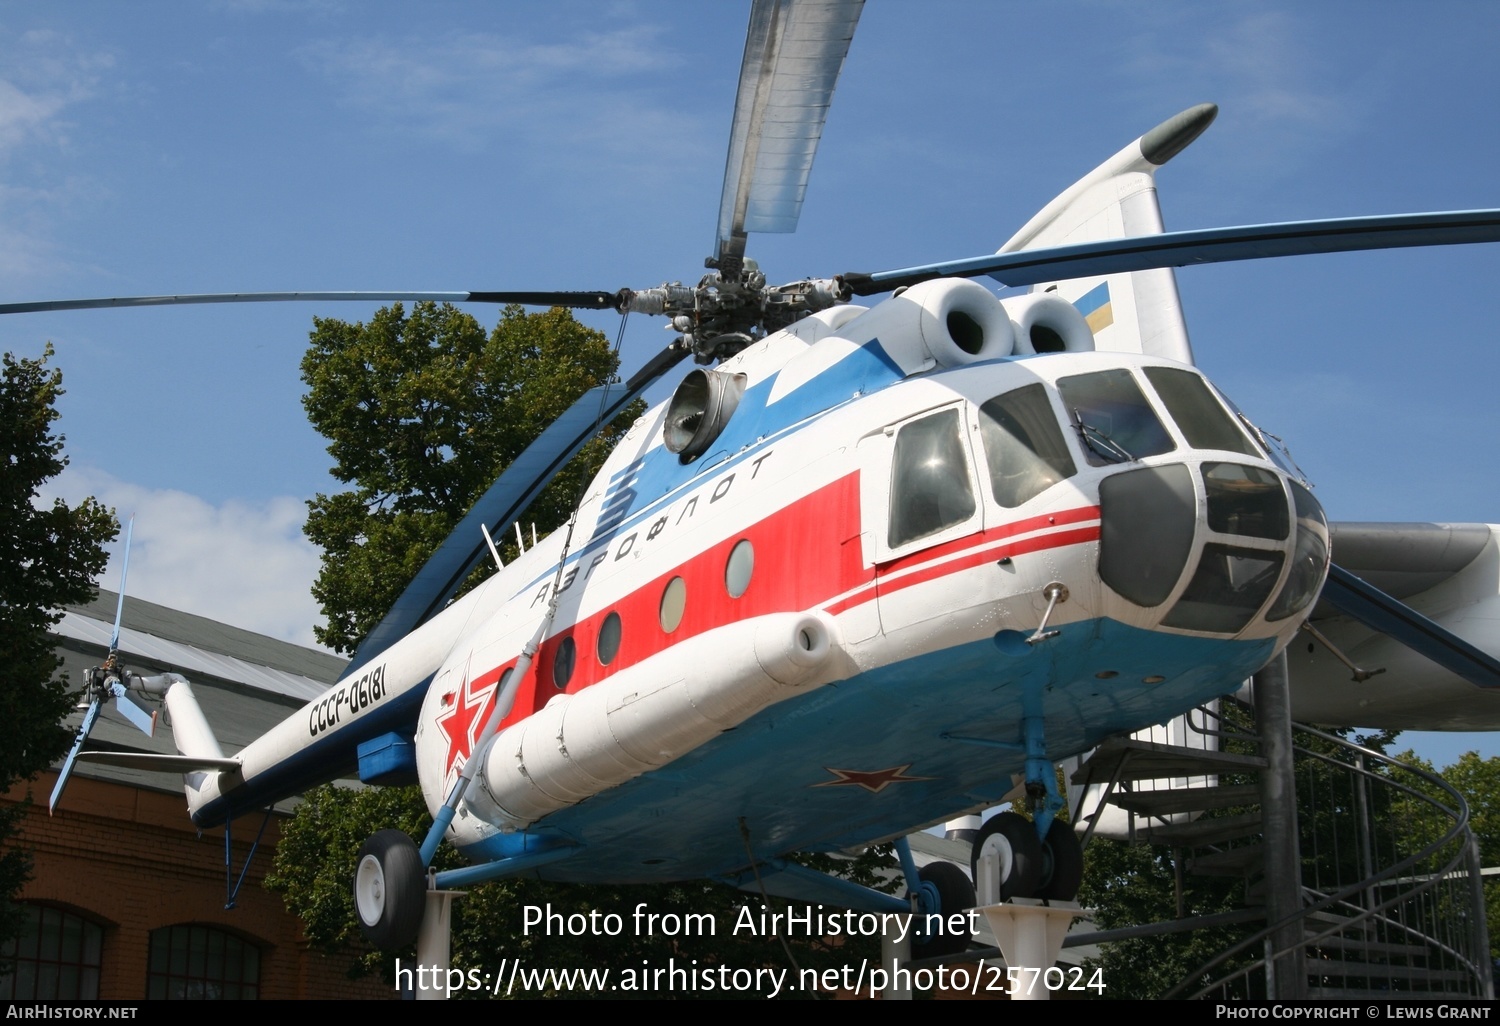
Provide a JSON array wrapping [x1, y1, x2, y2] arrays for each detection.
[[1393, 748, 1500, 961], [0, 346, 117, 946], [1444, 752, 1500, 961], [301, 302, 636, 654]]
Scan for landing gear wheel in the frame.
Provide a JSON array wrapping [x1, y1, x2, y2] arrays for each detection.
[[1037, 818, 1084, 901], [971, 811, 1042, 901], [354, 829, 425, 949], [911, 861, 976, 959]]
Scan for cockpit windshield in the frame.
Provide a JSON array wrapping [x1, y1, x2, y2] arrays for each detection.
[[1143, 367, 1261, 457], [1056, 369, 1175, 466]]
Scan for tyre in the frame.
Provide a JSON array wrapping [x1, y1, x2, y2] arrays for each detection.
[[353, 829, 426, 949], [970, 811, 1042, 901], [1037, 817, 1083, 901], [911, 861, 976, 959]]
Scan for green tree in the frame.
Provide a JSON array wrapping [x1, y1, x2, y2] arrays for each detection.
[[0, 347, 117, 946], [301, 302, 634, 654], [1442, 752, 1500, 960], [1391, 749, 1500, 961]]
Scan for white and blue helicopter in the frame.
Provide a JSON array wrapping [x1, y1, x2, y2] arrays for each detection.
[[17, 0, 1500, 960]]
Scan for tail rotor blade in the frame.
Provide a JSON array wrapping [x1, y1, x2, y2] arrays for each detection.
[[50, 700, 104, 813], [110, 683, 158, 738], [110, 516, 134, 653]]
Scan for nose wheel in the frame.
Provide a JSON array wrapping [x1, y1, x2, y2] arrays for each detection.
[[354, 830, 426, 949], [1036, 818, 1083, 901], [972, 812, 1042, 902], [971, 812, 1082, 902]]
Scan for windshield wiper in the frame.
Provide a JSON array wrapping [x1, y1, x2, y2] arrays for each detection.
[[1073, 409, 1133, 463]]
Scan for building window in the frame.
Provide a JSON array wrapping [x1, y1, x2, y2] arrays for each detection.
[[0, 904, 103, 999], [146, 924, 260, 1000]]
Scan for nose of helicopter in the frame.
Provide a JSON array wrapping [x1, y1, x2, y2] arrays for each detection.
[[1097, 459, 1328, 638]]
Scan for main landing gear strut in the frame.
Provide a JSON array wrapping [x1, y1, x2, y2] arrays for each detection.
[[969, 716, 1083, 904]]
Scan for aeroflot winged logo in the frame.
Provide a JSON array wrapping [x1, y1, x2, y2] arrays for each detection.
[[434, 658, 497, 779]]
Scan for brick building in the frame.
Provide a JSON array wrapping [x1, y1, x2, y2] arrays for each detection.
[[1, 592, 391, 1000]]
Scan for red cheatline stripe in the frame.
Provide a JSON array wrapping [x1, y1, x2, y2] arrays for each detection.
[[825, 524, 1100, 615]]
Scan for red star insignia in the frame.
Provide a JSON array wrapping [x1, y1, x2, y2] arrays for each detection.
[[813, 764, 934, 794], [433, 661, 497, 780]]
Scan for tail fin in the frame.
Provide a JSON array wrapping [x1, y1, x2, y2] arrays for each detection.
[[998, 104, 1217, 365]]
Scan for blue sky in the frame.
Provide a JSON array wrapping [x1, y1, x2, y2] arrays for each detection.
[[1, 1, 1496, 764]]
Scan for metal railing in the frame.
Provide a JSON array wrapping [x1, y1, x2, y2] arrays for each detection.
[[1171, 717, 1491, 999], [1076, 698, 1491, 999]]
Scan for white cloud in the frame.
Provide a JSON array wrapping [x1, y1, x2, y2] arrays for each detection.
[[211, 0, 344, 14], [1199, 12, 1340, 130], [0, 29, 113, 157], [43, 465, 328, 650], [0, 29, 115, 282], [1118, 7, 1346, 186], [296, 26, 699, 166]]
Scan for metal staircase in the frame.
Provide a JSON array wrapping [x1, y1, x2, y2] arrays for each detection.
[[1070, 673, 1493, 1000]]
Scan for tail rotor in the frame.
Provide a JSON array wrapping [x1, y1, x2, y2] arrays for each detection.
[[50, 516, 158, 813]]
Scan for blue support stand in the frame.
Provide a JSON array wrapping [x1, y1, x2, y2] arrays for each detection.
[[223, 808, 274, 910]]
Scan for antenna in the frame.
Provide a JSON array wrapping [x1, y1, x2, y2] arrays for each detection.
[[480, 524, 505, 572]]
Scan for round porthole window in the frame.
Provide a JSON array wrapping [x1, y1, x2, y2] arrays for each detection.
[[725, 539, 754, 598], [659, 577, 686, 633], [597, 611, 622, 666], [552, 636, 576, 689]]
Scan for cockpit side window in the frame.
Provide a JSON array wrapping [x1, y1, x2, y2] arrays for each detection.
[[1144, 367, 1261, 456], [1056, 369, 1176, 466], [888, 407, 976, 548], [977, 384, 1077, 508]]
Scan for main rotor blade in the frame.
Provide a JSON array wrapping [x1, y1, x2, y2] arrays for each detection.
[[110, 515, 134, 653], [841, 210, 1500, 295], [350, 343, 690, 666], [1321, 563, 1500, 690], [0, 290, 625, 317], [715, 0, 864, 269], [50, 699, 103, 813]]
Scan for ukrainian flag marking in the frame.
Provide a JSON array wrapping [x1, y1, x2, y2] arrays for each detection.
[[1075, 282, 1114, 332]]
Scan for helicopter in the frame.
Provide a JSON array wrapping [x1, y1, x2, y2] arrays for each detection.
[[9, 0, 1500, 969]]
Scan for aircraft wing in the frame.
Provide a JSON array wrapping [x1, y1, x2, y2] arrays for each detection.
[[1288, 523, 1500, 729], [350, 344, 687, 665]]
